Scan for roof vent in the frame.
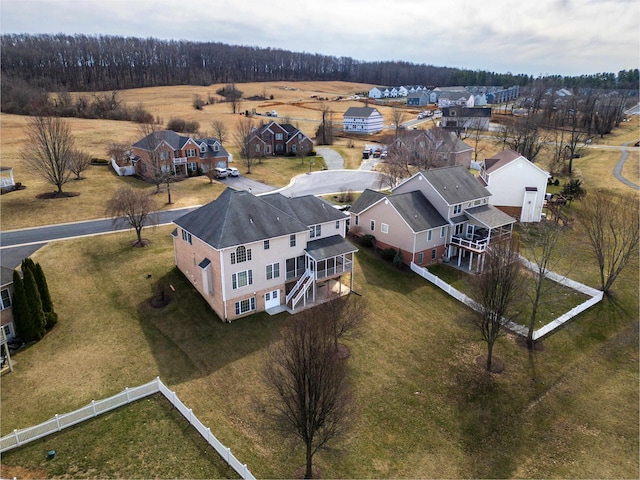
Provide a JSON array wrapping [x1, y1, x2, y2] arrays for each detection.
[[250, 218, 253, 224], [277, 216, 280, 221], [444, 186, 447, 190], [456, 185, 459, 189]]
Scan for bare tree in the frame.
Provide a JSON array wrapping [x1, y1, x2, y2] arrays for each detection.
[[317, 294, 367, 352], [469, 238, 523, 371], [22, 115, 75, 195], [233, 116, 258, 174], [494, 112, 547, 163], [68, 148, 92, 180], [105, 187, 158, 247], [379, 146, 410, 188], [263, 310, 351, 479], [210, 119, 227, 144], [391, 106, 406, 140], [520, 222, 566, 348], [315, 103, 334, 145], [106, 141, 131, 166], [138, 121, 174, 203], [576, 190, 639, 294]]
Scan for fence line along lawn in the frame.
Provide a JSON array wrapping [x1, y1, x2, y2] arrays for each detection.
[[1, 224, 637, 477], [0, 394, 239, 479]]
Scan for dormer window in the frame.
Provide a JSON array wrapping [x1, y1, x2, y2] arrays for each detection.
[[200, 145, 207, 153], [453, 204, 462, 215], [213, 144, 219, 152]]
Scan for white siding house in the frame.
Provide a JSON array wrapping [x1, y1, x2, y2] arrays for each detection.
[[343, 107, 384, 134], [478, 149, 550, 222]]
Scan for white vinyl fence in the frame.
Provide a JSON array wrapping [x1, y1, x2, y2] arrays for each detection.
[[0, 377, 255, 480], [411, 258, 603, 340]]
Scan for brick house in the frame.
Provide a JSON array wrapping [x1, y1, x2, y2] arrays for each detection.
[[247, 121, 314, 157], [131, 130, 230, 179]]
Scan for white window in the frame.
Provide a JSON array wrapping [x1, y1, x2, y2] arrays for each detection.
[[0, 288, 11, 310], [2, 323, 14, 339], [181, 230, 192, 244], [266, 263, 280, 280], [188, 162, 197, 172], [336, 221, 340, 229], [213, 144, 219, 152], [310, 225, 321, 238], [290, 234, 296, 247], [275, 133, 283, 140], [417, 252, 424, 264], [231, 246, 252, 264], [292, 144, 297, 152], [370, 220, 375, 231], [232, 270, 253, 289], [159, 151, 169, 161], [186, 148, 196, 158], [427, 230, 432, 241], [441, 226, 447, 237], [355, 215, 359, 226], [381, 223, 389, 234], [263, 240, 270, 250], [200, 145, 207, 153], [431, 249, 437, 260], [453, 204, 462, 215], [235, 297, 256, 315]]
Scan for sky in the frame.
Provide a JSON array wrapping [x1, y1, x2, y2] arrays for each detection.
[[1, 0, 638, 78]]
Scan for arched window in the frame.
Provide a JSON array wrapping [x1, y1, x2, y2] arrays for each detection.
[[231, 245, 252, 264]]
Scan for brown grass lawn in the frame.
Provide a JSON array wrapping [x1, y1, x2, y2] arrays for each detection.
[[3, 83, 638, 230], [0, 224, 637, 478]]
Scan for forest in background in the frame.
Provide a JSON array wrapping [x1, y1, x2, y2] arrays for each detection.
[[1, 33, 638, 95]]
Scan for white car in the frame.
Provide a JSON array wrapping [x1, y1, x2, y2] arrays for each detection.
[[226, 167, 240, 177]]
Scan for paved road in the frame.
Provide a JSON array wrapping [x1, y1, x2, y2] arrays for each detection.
[[271, 170, 388, 197], [611, 142, 640, 190]]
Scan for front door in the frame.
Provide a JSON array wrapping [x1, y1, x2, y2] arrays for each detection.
[[265, 290, 280, 309]]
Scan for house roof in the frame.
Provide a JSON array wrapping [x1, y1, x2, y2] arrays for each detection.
[[174, 188, 307, 249], [344, 107, 380, 118], [133, 130, 227, 156], [464, 205, 516, 228], [1, 266, 15, 287], [424, 127, 473, 154], [483, 149, 549, 177], [387, 191, 448, 232], [305, 235, 358, 261], [442, 107, 492, 118], [350, 189, 386, 214], [260, 193, 347, 226], [421, 165, 491, 205]]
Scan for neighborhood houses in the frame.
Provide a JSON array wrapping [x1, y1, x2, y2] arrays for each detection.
[[248, 121, 314, 156], [130, 130, 231, 179], [351, 165, 516, 272], [172, 188, 356, 322]]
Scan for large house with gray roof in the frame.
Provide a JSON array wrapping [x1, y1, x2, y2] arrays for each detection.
[[247, 121, 314, 157], [131, 130, 230, 180], [343, 107, 384, 134], [172, 188, 357, 322], [350, 165, 516, 271]]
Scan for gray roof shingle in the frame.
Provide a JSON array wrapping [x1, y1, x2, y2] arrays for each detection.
[[421, 165, 491, 205], [305, 235, 358, 261], [388, 191, 448, 232], [350, 189, 386, 214]]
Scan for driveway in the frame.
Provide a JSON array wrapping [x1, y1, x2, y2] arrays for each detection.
[[316, 147, 344, 170], [272, 170, 388, 198]]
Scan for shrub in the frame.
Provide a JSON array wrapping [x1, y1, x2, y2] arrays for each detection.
[[380, 248, 396, 261], [392, 249, 404, 268], [359, 234, 376, 248], [307, 150, 317, 156], [45, 311, 58, 329]]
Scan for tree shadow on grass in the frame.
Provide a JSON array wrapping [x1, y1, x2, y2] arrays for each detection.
[[135, 268, 287, 385]]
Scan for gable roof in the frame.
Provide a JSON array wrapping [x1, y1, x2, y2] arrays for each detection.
[[483, 149, 549, 177], [464, 205, 516, 228], [423, 127, 473, 154], [133, 130, 227, 156], [1, 266, 15, 287], [421, 165, 491, 205], [306, 235, 358, 261], [174, 188, 307, 249], [350, 189, 386, 214], [387, 191, 448, 232], [344, 107, 380, 118]]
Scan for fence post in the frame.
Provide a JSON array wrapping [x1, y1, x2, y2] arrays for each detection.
[[125, 387, 130, 402], [55, 414, 61, 431], [156, 376, 161, 393], [226, 446, 231, 462], [243, 464, 248, 479], [91, 400, 97, 417], [189, 408, 193, 423]]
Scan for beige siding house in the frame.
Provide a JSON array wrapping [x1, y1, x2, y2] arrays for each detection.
[[478, 149, 550, 222], [386, 166, 516, 271], [173, 188, 356, 322]]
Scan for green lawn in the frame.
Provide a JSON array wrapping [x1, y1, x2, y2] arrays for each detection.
[[1, 225, 637, 478]]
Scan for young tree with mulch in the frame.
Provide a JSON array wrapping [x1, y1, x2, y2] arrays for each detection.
[[263, 310, 352, 478]]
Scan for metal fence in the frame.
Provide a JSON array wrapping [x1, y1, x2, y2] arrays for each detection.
[[0, 377, 255, 480], [410, 259, 603, 340]]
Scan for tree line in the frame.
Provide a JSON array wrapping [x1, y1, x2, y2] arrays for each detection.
[[2, 34, 637, 97]]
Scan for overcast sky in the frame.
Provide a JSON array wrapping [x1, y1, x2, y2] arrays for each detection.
[[1, 0, 638, 77]]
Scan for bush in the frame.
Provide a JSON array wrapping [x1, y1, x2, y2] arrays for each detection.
[[359, 234, 376, 248], [307, 150, 317, 156], [45, 311, 58, 329], [392, 249, 404, 268], [380, 248, 396, 261]]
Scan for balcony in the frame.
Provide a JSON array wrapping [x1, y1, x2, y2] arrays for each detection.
[[173, 157, 187, 165], [315, 257, 353, 280], [450, 233, 489, 253]]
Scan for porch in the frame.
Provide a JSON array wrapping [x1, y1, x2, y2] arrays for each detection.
[[284, 235, 358, 312]]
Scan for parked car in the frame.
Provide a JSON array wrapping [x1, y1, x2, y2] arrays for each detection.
[[226, 167, 240, 177], [214, 167, 228, 179], [266, 110, 278, 117]]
